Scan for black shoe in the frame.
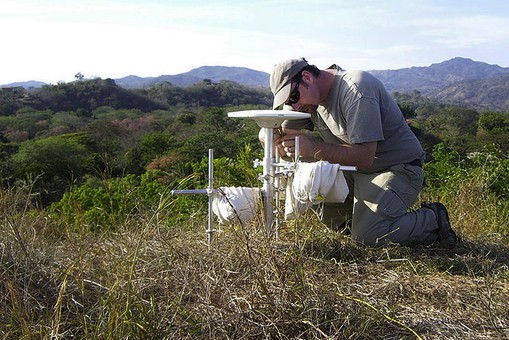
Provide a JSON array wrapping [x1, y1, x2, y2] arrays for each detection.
[[421, 202, 458, 248]]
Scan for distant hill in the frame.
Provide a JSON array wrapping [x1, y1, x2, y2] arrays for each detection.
[[110, 74, 202, 88], [0, 80, 47, 89], [427, 73, 509, 111], [181, 65, 269, 87], [115, 66, 270, 88], [2, 58, 509, 111], [4, 58, 507, 92], [369, 57, 509, 94]]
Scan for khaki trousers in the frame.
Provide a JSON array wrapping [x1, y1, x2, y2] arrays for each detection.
[[320, 163, 439, 246]]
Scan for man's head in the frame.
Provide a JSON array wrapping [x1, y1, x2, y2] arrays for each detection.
[[270, 58, 309, 110]]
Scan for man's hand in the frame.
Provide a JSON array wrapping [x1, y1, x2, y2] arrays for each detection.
[[279, 129, 314, 159], [258, 128, 377, 168], [258, 128, 305, 158]]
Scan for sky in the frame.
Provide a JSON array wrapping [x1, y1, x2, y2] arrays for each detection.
[[2, 0, 509, 85]]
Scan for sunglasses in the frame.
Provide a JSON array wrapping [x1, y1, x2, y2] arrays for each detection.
[[286, 81, 300, 105]]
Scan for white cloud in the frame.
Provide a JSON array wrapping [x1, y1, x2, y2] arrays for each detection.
[[416, 15, 509, 48]]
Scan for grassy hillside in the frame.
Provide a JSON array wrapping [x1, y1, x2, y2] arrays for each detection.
[[1, 148, 508, 339], [1, 77, 508, 338]]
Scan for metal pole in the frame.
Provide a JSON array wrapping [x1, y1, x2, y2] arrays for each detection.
[[206, 149, 214, 249], [170, 149, 215, 249], [262, 127, 274, 233], [294, 136, 300, 164], [293, 136, 300, 235], [275, 148, 280, 237], [171, 189, 208, 195]]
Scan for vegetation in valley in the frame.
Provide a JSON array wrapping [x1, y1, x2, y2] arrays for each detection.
[[1, 78, 509, 339]]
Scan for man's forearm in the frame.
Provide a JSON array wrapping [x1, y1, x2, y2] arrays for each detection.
[[311, 140, 377, 170]]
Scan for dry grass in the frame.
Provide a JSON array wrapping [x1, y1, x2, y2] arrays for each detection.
[[1, 183, 509, 339]]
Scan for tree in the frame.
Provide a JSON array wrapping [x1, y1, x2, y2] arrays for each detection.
[[477, 111, 509, 152], [11, 134, 93, 202], [398, 103, 416, 119], [478, 111, 509, 133], [176, 113, 196, 125], [138, 132, 176, 167]]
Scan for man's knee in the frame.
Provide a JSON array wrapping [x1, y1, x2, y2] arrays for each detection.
[[351, 231, 376, 247]]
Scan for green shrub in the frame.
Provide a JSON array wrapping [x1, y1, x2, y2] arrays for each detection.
[[423, 142, 509, 240]]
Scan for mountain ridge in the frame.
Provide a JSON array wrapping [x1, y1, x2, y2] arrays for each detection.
[[3, 57, 507, 91], [3, 57, 509, 111], [428, 73, 509, 111], [369, 57, 509, 94]]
